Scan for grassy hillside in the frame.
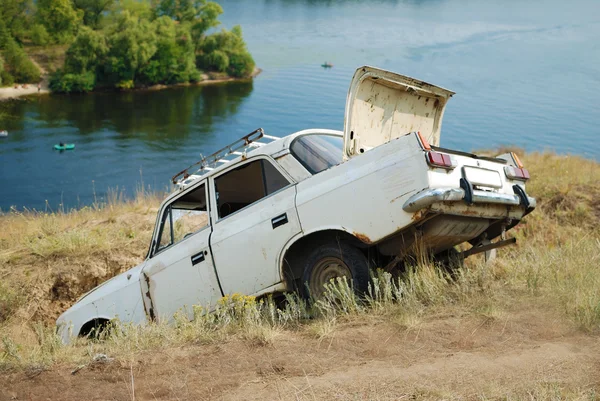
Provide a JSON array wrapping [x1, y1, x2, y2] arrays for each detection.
[[0, 151, 599, 399]]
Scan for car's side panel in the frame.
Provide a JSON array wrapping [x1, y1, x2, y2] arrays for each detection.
[[56, 271, 147, 343], [141, 181, 223, 322], [209, 185, 302, 295], [142, 227, 222, 322], [295, 134, 428, 244]]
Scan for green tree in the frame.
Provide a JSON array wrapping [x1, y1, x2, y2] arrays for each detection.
[[49, 70, 95, 92], [103, 12, 157, 87], [36, 0, 83, 44], [190, 0, 221, 42], [135, 17, 199, 85], [64, 26, 108, 73], [73, 0, 114, 28], [30, 24, 50, 46], [227, 50, 254, 78], [0, 20, 11, 48], [2, 36, 41, 82], [108, 0, 154, 21], [0, 57, 4, 86], [0, 0, 33, 42], [197, 25, 254, 77], [156, 0, 220, 24]]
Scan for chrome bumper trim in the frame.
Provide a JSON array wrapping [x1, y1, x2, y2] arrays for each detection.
[[402, 188, 536, 213]]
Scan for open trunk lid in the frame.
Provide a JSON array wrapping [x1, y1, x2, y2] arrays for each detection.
[[343, 66, 455, 159]]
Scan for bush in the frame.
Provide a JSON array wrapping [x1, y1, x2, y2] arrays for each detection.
[[204, 50, 229, 72], [1, 69, 14, 86], [189, 68, 201, 83], [227, 51, 254, 78], [0, 282, 24, 323], [115, 79, 134, 90], [2, 37, 41, 82], [0, 57, 3, 86], [49, 70, 95, 93], [196, 26, 255, 78], [30, 24, 50, 46]]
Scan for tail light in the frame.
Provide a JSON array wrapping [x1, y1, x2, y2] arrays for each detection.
[[504, 166, 530, 181], [426, 151, 457, 169], [504, 152, 529, 181]]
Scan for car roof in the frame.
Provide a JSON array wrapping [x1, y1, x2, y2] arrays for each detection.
[[168, 128, 343, 197]]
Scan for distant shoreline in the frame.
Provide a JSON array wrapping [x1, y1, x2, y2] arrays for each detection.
[[0, 68, 261, 102], [139, 67, 262, 93]]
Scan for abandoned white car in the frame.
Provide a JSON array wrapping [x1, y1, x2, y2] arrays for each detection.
[[56, 66, 535, 342]]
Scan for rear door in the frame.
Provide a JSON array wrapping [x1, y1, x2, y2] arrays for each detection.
[[141, 181, 222, 322], [209, 156, 301, 295], [343, 66, 455, 159]]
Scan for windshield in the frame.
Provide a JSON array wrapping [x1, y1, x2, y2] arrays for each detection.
[[290, 134, 343, 174]]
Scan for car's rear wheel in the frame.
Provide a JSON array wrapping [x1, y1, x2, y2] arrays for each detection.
[[301, 241, 370, 299]]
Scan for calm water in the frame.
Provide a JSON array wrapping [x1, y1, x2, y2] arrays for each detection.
[[1, 0, 599, 210]]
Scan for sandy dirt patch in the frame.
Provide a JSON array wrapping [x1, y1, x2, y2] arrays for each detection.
[[1, 305, 598, 400]]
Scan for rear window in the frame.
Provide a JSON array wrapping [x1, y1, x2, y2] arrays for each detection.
[[290, 134, 343, 175]]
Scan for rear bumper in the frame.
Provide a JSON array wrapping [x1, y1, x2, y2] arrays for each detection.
[[403, 187, 536, 213]]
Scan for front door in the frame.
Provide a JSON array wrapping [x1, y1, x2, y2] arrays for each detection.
[[209, 157, 301, 295], [141, 181, 222, 322]]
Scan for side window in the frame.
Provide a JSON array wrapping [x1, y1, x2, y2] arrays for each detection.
[[290, 134, 343, 175], [215, 159, 290, 219], [155, 183, 209, 254]]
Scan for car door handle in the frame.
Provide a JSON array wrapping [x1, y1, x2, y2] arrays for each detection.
[[191, 251, 206, 266], [271, 213, 288, 229]]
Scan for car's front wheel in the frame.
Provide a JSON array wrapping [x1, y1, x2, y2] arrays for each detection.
[[301, 241, 370, 299]]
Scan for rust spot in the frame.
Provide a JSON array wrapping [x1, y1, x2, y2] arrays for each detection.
[[142, 273, 156, 321], [411, 209, 428, 222], [462, 209, 482, 217], [353, 232, 372, 244]]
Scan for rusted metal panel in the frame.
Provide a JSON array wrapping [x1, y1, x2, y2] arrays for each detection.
[[353, 232, 373, 244]]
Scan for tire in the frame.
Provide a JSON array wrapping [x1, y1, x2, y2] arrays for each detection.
[[301, 241, 370, 300]]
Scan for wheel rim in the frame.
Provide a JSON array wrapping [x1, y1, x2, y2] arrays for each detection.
[[309, 256, 352, 298]]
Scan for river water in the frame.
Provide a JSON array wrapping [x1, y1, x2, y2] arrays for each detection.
[[1, 0, 599, 210]]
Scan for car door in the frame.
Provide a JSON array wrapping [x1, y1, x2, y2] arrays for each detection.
[[209, 156, 301, 296], [141, 181, 223, 322]]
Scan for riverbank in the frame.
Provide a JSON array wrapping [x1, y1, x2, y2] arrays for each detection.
[[0, 83, 50, 101], [0, 68, 262, 103], [0, 151, 599, 400], [136, 67, 262, 92]]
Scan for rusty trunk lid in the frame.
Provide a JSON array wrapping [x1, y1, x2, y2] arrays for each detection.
[[343, 66, 455, 159]]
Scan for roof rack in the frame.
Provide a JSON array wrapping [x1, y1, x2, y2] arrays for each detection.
[[171, 128, 280, 185]]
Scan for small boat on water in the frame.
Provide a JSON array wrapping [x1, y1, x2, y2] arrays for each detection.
[[321, 62, 333, 68], [54, 143, 75, 151], [0, 130, 7, 137]]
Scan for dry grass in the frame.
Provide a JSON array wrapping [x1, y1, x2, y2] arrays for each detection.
[[0, 151, 599, 399], [25, 45, 68, 74], [0, 187, 163, 326]]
